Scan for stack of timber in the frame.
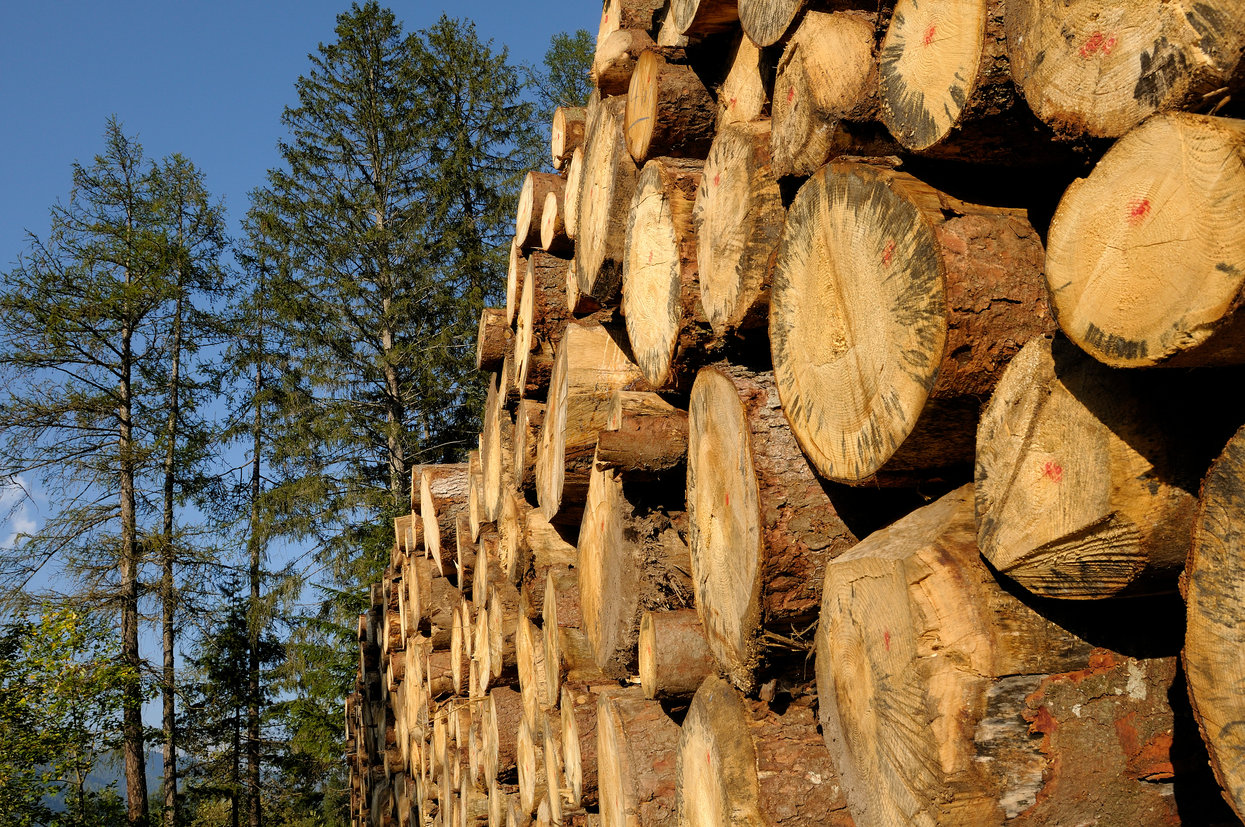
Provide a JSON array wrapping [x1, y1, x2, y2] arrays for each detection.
[[348, 1, 1245, 825]]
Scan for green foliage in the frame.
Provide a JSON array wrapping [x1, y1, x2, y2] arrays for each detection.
[[527, 29, 595, 122], [0, 606, 133, 827]]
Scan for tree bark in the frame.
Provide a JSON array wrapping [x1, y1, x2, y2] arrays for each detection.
[[552, 106, 589, 169], [595, 391, 689, 481], [638, 609, 714, 699], [769, 161, 1052, 484], [694, 121, 785, 334], [518, 172, 567, 250], [1046, 113, 1245, 368], [625, 52, 717, 163], [516, 252, 574, 401], [477, 307, 512, 372], [596, 688, 682, 827], [688, 363, 858, 691]]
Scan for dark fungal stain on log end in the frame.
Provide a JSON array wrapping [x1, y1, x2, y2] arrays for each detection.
[[879, 40, 940, 150], [1186, 3, 1232, 65], [1083, 323, 1148, 362], [1133, 37, 1189, 107]]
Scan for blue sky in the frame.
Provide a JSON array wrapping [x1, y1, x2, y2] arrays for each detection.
[[0, 1, 598, 270]]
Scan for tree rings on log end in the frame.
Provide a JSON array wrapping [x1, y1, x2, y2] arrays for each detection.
[[738, 0, 808, 47], [1046, 113, 1245, 367]]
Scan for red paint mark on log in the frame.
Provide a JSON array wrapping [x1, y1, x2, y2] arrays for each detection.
[[1079, 31, 1118, 58], [724, 492, 730, 507], [1128, 198, 1151, 225], [1042, 461, 1063, 483], [648, 250, 653, 264], [787, 86, 795, 103], [881, 239, 895, 266], [922, 24, 937, 47], [714, 172, 720, 188], [883, 630, 891, 651], [729, 97, 737, 109]]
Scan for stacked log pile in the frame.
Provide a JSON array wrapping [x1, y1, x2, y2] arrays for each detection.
[[347, 1, 1245, 825]]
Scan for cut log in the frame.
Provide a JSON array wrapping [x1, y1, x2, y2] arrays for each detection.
[[451, 599, 473, 697], [771, 10, 895, 178], [669, 0, 740, 37], [694, 121, 785, 334], [565, 147, 585, 241], [738, 0, 809, 46], [540, 190, 572, 255], [625, 51, 716, 163], [422, 465, 471, 578], [534, 321, 649, 525], [623, 158, 717, 390], [477, 307, 512, 373], [595, 391, 689, 481], [395, 513, 420, 559], [516, 252, 573, 401], [414, 576, 458, 650], [878, 0, 1022, 154], [483, 687, 525, 785], [596, 689, 681, 827], [594, 29, 657, 97], [552, 106, 589, 170], [688, 363, 857, 691], [517, 614, 552, 732], [517, 172, 566, 251], [638, 609, 714, 699], [576, 96, 640, 305], [677, 675, 854, 827], [488, 582, 522, 686], [597, 0, 665, 45], [518, 507, 578, 619], [509, 239, 529, 328], [817, 485, 1226, 826], [578, 457, 693, 677], [561, 683, 612, 811], [468, 454, 485, 544], [497, 489, 527, 583], [542, 568, 611, 709], [976, 335, 1235, 598], [717, 33, 771, 128], [1045, 113, 1245, 368], [482, 376, 515, 524], [518, 712, 548, 815], [1006, 0, 1245, 139], [769, 161, 1052, 483], [513, 400, 545, 495], [541, 718, 566, 827]]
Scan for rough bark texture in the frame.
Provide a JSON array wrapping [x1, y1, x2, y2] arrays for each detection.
[[1046, 113, 1245, 368], [769, 161, 1052, 484], [976, 335, 1236, 599], [694, 121, 785, 335], [638, 609, 714, 699], [677, 675, 855, 827], [553, 106, 589, 169], [1006, 0, 1245, 139], [817, 486, 1230, 827], [422, 465, 472, 578], [624, 158, 720, 391], [596, 391, 689, 481], [513, 399, 545, 495], [625, 51, 717, 162], [477, 307, 512, 372], [688, 363, 858, 692]]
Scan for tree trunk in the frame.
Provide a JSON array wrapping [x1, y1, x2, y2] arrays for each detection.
[[769, 161, 1052, 484], [976, 335, 1237, 598], [771, 10, 896, 177], [638, 609, 714, 699], [693, 121, 785, 335], [677, 675, 855, 826], [817, 485, 1227, 826], [1006, 0, 1245, 139], [535, 321, 649, 525], [623, 158, 718, 391], [688, 363, 858, 691], [477, 307, 512, 372], [1045, 113, 1245, 368], [575, 96, 640, 305], [160, 287, 184, 827], [597, 689, 682, 827], [625, 52, 717, 163], [578, 459, 693, 677]]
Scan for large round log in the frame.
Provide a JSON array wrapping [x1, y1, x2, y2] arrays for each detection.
[[817, 485, 1229, 826], [1006, 0, 1245, 139], [594, 28, 657, 97], [677, 675, 854, 827], [738, 0, 809, 46], [694, 121, 785, 335], [976, 335, 1233, 599], [552, 106, 589, 170], [717, 33, 771, 128], [638, 609, 714, 700], [576, 96, 640, 305], [669, 0, 740, 37], [540, 190, 572, 255], [477, 307, 512, 373], [422, 465, 471, 578], [1186, 425, 1245, 821], [769, 161, 1052, 484], [1045, 113, 1245, 368], [625, 51, 716, 163], [771, 10, 895, 178], [515, 251, 573, 400], [597, 689, 681, 827], [517, 172, 566, 250], [534, 321, 649, 525], [623, 158, 715, 390], [577, 458, 693, 677], [564, 147, 585, 242], [688, 363, 857, 691]]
